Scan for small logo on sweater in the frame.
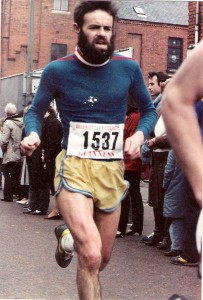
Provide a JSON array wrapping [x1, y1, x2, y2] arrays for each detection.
[[84, 96, 98, 107]]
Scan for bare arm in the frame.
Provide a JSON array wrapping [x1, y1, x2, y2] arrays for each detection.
[[161, 40, 203, 207]]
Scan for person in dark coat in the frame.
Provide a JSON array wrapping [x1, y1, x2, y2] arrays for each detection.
[[163, 151, 200, 265], [162, 103, 202, 265], [41, 106, 63, 195], [24, 106, 62, 215], [163, 150, 186, 257]]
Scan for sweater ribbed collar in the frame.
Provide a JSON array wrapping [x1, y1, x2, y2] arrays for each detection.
[[75, 46, 109, 67]]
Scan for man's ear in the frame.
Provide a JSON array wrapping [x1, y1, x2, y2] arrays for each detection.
[[73, 23, 80, 34]]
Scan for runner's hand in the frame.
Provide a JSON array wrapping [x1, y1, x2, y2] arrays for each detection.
[[124, 131, 144, 160], [20, 132, 41, 156]]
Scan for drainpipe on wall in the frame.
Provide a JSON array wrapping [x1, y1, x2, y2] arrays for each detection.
[[25, 0, 34, 105], [188, 2, 200, 55], [194, 1, 200, 45]]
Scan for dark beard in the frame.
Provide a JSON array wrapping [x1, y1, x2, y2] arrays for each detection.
[[78, 30, 115, 64]]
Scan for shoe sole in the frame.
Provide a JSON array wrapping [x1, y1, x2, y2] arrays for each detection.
[[164, 253, 181, 257], [171, 260, 198, 267], [55, 226, 73, 268]]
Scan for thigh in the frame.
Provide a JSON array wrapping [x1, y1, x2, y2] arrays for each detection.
[[57, 188, 102, 253]]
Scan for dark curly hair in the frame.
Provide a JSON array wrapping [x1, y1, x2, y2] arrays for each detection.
[[148, 72, 170, 86], [74, 1, 118, 28]]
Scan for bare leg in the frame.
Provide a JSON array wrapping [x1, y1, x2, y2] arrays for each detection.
[[94, 205, 121, 271], [57, 188, 102, 300]]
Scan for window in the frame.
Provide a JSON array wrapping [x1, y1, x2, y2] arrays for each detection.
[[53, 0, 68, 11], [133, 7, 146, 17], [167, 38, 183, 74], [51, 44, 67, 61]]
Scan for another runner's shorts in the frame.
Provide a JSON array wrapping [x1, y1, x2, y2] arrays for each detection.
[[54, 149, 129, 213]]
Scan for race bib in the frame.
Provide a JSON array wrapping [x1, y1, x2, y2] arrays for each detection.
[[67, 122, 124, 159]]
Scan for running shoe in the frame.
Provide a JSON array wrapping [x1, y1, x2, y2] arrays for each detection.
[[55, 224, 74, 268]]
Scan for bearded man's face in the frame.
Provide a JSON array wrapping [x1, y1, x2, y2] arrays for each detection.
[[77, 10, 115, 64]]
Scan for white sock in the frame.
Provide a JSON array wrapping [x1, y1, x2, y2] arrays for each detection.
[[61, 229, 74, 252], [196, 210, 202, 254]]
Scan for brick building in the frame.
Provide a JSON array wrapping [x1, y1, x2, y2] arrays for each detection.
[[0, 0, 78, 77], [0, 0, 188, 78], [0, 0, 189, 113], [188, 1, 203, 48], [116, 1, 188, 82]]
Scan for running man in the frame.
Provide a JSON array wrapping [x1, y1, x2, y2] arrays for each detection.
[[21, 1, 157, 299]]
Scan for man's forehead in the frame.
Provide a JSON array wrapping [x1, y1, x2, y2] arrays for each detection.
[[83, 9, 113, 26]]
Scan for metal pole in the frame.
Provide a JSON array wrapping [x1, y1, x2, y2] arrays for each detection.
[[26, 0, 34, 105]]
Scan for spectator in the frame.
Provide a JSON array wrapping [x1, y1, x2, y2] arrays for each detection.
[[116, 97, 145, 238], [0, 103, 23, 202], [41, 106, 63, 196], [0, 118, 4, 190], [24, 106, 62, 215], [163, 150, 186, 257], [141, 76, 171, 246], [162, 41, 203, 270], [144, 114, 171, 248], [16, 103, 32, 205], [140, 72, 169, 184], [162, 43, 203, 207], [148, 71, 169, 102]]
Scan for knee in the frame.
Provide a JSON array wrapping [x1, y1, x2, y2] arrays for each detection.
[[77, 243, 102, 272]]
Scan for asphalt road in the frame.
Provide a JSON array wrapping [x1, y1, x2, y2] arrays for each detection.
[[0, 183, 201, 300]]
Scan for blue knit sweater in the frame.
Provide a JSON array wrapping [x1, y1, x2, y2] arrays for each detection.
[[25, 51, 157, 154]]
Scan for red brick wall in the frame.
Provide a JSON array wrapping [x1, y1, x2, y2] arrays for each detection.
[[1, 0, 188, 80], [1, 0, 78, 77], [188, 2, 203, 46], [188, 2, 196, 46], [115, 20, 188, 83], [200, 3, 203, 41]]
